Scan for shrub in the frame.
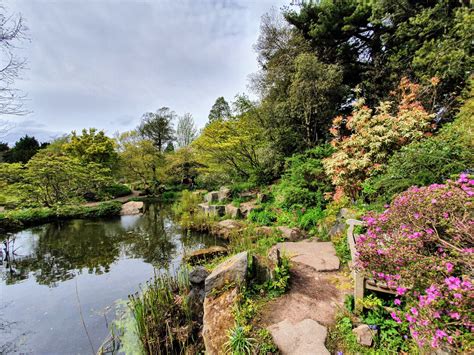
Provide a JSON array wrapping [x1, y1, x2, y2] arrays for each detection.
[[364, 85, 473, 202], [274, 145, 333, 210], [102, 184, 132, 198], [355, 175, 473, 351], [297, 207, 324, 230], [324, 78, 435, 198]]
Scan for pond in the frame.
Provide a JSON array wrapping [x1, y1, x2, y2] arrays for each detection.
[[0, 202, 222, 354]]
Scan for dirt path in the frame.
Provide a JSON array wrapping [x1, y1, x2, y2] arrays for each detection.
[[261, 240, 352, 354]]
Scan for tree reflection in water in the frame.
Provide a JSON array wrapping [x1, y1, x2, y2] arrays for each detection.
[[1, 202, 221, 287]]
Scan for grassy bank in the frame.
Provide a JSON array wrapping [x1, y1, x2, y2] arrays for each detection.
[[0, 201, 123, 233]]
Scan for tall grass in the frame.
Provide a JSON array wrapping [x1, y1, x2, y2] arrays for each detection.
[[127, 267, 198, 354]]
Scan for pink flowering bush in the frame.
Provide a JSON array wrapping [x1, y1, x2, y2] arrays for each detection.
[[355, 174, 474, 351]]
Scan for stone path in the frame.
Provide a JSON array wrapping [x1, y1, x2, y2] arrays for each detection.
[[263, 240, 351, 354]]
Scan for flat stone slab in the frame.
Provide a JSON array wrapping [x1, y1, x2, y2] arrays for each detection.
[[268, 318, 329, 355], [274, 241, 340, 271]]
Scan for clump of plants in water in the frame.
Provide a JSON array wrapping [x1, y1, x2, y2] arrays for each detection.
[[355, 174, 473, 351], [126, 267, 200, 354], [173, 190, 216, 231]]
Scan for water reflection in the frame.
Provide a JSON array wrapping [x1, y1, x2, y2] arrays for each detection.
[[0, 202, 222, 353], [1, 202, 218, 287]]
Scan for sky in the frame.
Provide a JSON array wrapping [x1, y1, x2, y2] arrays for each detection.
[[2, 0, 290, 145]]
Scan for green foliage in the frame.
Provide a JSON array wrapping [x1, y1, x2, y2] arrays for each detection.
[[193, 108, 275, 184], [102, 184, 132, 198], [137, 107, 175, 151], [247, 207, 276, 226], [21, 151, 113, 206], [3, 135, 44, 163], [297, 207, 324, 231], [64, 128, 118, 169], [225, 325, 255, 355], [266, 255, 291, 298], [274, 145, 334, 210], [331, 232, 351, 266], [208, 96, 232, 123], [365, 80, 474, 202]]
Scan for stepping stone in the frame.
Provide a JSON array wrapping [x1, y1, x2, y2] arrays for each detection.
[[274, 241, 340, 271], [268, 318, 329, 355]]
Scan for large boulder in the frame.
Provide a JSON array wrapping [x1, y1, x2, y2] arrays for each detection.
[[225, 204, 242, 219], [185, 246, 227, 264], [276, 226, 305, 242], [352, 324, 377, 346], [205, 251, 248, 295], [120, 201, 143, 215], [203, 287, 239, 354], [268, 318, 329, 355], [205, 191, 219, 203], [218, 186, 231, 202], [212, 219, 243, 240], [198, 203, 210, 214]]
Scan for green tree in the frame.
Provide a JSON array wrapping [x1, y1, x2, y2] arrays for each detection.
[[208, 97, 231, 123], [64, 128, 118, 169], [285, 0, 472, 109], [4, 135, 41, 163], [138, 107, 175, 151], [116, 130, 164, 191], [289, 53, 346, 145], [176, 113, 197, 148], [0, 142, 9, 162], [21, 151, 112, 206]]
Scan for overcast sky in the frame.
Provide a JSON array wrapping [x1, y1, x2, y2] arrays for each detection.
[[2, 0, 289, 145]]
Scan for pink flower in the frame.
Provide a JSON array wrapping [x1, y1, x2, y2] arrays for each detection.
[[410, 307, 419, 316], [445, 262, 454, 273], [453, 293, 462, 299], [449, 312, 460, 319], [394, 298, 401, 306], [442, 212, 449, 219], [445, 276, 461, 290], [390, 312, 402, 324], [435, 329, 447, 339], [433, 311, 441, 319], [396, 287, 408, 296]]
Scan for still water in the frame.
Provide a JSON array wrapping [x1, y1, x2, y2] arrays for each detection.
[[0, 202, 221, 354]]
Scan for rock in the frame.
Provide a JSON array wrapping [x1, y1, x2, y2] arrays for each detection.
[[225, 204, 242, 219], [212, 219, 243, 240], [218, 186, 231, 202], [329, 221, 346, 237], [203, 287, 239, 354], [251, 254, 278, 283], [120, 201, 144, 215], [329, 208, 358, 237], [272, 240, 340, 272], [205, 191, 219, 203], [239, 200, 257, 217], [268, 318, 329, 355], [198, 203, 210, 214], [208, 204, 226, 217], [186, 246, 227, 264], [352, 324, 377, 346], [204, 251, 248, 295], [189, 266, 209, 285], [257, 192, 270, 203], [276, 226, 305, 242], [239, 191, 257, 199]]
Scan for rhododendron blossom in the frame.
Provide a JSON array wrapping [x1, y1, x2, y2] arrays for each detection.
[[355, 176, 473, 350]]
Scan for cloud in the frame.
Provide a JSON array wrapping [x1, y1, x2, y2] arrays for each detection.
[[4, 0, 288, 138]]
